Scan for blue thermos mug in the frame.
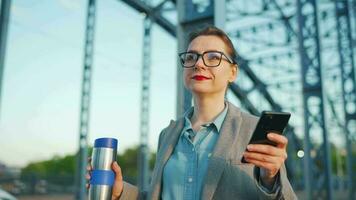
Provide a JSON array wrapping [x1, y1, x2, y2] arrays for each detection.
[[89, 138, 118, 200]]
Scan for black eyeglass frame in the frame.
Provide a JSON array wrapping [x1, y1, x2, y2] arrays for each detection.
[[178, 51, 236, 68]]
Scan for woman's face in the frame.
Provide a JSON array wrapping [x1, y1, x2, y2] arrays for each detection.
[[183, 35, 237, 96]]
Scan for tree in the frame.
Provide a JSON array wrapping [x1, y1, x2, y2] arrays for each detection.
[[20, 145, 157, 186], [117, 145, 156, 184]]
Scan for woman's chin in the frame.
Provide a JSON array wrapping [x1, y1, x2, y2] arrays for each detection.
[[189, 85, 208, 91], [189, 85, 226, 97], [190, 87, 214, 95]]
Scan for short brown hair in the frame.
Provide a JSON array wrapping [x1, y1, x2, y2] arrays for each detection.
[[188, 25, 238, 65]]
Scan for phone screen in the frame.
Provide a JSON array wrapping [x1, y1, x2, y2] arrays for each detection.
[[241, 111, 291, 163], [249, 111, 291, 146]]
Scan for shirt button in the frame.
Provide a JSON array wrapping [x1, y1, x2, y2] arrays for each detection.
[[208, 153, 212, 157], [188, 177, 193, 182], [192, 148, 195, 152]]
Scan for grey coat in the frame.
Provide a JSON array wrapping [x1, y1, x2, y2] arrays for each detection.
[[119, 102, 297, 200]]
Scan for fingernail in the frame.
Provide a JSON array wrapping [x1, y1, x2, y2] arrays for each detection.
[[247, 145, 252, 150]]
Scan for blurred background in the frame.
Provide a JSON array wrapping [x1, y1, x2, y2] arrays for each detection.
[[0, 0, 355, 199]]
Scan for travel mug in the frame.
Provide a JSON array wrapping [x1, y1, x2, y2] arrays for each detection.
[[89, 138, 118, 200]]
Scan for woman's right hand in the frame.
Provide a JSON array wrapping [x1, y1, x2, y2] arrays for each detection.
[[86, 157, 124, 199]]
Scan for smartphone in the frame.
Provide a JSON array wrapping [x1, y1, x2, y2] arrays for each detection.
[[241, 111, 291, 163]]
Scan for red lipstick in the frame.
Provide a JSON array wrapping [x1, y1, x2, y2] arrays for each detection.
[[192, 75, 210, 81]]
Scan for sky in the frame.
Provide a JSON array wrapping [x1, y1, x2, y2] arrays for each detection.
[[0, 0, 179, 167]]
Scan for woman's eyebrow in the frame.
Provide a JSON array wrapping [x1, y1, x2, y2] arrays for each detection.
[[186, 50, 199, 53], [187, 49, 220, 53]]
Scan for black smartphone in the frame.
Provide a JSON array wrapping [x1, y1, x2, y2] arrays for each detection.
[[241, 111, 291, 163]]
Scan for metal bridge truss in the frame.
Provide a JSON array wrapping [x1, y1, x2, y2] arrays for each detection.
[[117, 0, 356, 199], [0, 0, 354, 199], [120, 0, 303, 192]]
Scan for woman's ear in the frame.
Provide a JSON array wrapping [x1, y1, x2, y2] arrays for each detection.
[[229, 64, 238, 82]]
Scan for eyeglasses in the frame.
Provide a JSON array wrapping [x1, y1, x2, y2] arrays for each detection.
[[179, 51, 235, 68]]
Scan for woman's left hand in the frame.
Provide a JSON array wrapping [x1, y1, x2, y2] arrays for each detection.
[[243, 133, 288, 185]]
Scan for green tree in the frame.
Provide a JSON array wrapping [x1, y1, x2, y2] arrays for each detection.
[[21, 154, 76, 185], [20, 146, 157, 186], [116, 145, 156, 184]]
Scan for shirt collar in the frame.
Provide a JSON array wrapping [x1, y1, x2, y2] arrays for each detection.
[[182, 102, 228, 133]]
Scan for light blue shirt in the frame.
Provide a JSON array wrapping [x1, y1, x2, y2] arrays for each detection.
[[162, 104, 228, 200]]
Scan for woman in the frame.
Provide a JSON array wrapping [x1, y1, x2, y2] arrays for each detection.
[[87, 26, 297, 200]]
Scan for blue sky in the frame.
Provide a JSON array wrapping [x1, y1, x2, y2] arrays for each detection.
[[0, 0, 178, 167]]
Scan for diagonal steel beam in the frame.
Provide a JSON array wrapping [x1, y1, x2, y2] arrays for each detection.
[[237, 58, 283, 111], [269, 0, 297, 37], [121, 0, 176, 37], [229, 83, 259, 115]]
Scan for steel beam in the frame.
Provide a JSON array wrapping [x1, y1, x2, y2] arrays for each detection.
[[297, 0, 333, 199], [270, 0, 297, 38], [76, 0, 96, 199], [334, 1, 356, 199], [229, 83, 259, 115], [0, 0, 11, 119], [353, 0, 356, 46], [121, 0, 176, 37], [138, 16, 152, 194], [237, 58, 283, 111]]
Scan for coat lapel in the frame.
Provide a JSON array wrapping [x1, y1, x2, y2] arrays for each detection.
[[149, 118, 185, 200], [201, 102, 244, 200]]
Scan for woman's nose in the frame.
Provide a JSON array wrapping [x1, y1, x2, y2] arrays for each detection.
[[194, 56, 206, 69]]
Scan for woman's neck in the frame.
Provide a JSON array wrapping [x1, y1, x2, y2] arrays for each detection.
[[191, 94, 226, 126]]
